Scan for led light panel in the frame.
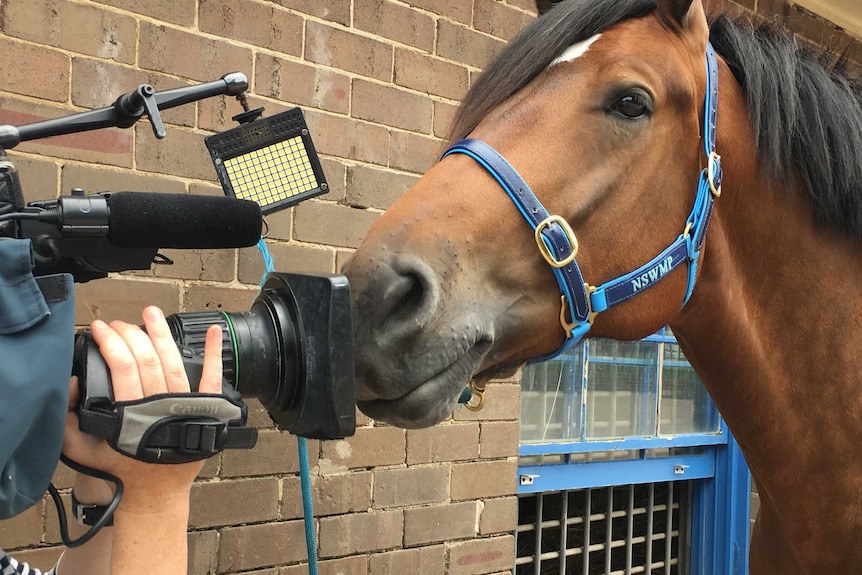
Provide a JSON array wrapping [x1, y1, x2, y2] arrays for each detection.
[[206, 107, 328, 215]]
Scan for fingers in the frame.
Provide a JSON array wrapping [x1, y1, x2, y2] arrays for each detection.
[[90, 319, 144, 401], [198, 324, 224, 394], [141, 306, 191, 393], [91, 307, 225, 402]]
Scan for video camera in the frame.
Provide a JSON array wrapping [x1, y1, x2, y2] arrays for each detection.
[[0, 72, 356, 450]]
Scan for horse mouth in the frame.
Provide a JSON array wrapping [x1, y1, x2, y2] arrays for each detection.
[[357, 339, 492, 428]]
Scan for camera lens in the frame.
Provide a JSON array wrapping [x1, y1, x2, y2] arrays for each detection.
[[165, 284, 304, 430]]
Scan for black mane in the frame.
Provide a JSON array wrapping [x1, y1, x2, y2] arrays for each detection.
[[449, 0, 862, 236]]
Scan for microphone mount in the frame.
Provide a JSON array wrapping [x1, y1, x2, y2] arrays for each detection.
[[0, 72, 249, 149]]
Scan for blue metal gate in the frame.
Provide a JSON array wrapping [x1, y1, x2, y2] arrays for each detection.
[[515, 329, 751, 574]]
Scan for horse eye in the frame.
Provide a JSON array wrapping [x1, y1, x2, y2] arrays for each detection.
[[609, 92, 651, 119]]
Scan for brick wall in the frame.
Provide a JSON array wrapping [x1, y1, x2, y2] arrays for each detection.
[[0, 1, 858, 574]]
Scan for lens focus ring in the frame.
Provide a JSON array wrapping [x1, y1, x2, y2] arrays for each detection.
[[166, 311, 237, 388]]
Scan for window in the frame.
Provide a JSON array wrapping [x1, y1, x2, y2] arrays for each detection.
[[516, 330, 750, 575]]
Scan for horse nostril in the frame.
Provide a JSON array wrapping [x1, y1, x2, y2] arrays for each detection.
[[390, 272, 425, 321], [379, 257, 439, 335]]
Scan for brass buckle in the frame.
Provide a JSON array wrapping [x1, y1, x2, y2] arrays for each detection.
[[559, 284, 597, 337], [464, 381, 486, 412], [707, 152, 722, 197], [535, 215, 578, 268]]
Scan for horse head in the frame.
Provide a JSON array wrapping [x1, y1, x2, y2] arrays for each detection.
[[344, 0, 716, 428]]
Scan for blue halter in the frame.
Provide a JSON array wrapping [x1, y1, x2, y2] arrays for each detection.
[[443, 43, 722, 360]]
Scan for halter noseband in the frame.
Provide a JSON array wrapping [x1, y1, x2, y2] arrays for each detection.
[[443, 43, 721, 361]]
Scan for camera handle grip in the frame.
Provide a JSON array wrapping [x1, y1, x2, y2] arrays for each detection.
[[73, 331, 256, 463]]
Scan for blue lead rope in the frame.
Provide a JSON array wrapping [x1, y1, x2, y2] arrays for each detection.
[[256, 237, 319, 575]]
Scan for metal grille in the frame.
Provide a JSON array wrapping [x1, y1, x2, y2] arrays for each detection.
[[515, 482, 691, 575]]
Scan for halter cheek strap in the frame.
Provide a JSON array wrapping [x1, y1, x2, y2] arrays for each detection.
[[442, 43, 721, 360]]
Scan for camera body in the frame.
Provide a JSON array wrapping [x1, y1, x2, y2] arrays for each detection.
[[74, 272, 356, 441]]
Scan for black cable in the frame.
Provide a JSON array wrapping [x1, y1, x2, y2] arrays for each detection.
[[0, 211, 44, 223], [48, 454, 124, 549]]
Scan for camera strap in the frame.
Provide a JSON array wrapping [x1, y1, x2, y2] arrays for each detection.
[[77, 393, 258, 464]]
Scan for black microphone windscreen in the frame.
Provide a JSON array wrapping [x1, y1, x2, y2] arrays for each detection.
[[106, 192, 262, 249]]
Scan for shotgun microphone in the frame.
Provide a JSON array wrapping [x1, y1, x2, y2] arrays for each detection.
[[32, 192, 262, 249]]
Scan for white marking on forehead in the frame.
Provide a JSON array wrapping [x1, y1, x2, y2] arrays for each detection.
[[548, 34, 602, 68]]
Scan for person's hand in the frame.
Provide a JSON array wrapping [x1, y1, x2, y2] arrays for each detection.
[[62, 306, 223, 512]]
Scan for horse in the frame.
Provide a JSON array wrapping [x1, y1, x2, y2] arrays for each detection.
[[342, 0, 862, 572]]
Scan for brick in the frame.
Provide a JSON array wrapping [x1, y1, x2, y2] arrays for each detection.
[[319, 425, 406, 469], [0, 39, 68, 102], [10, 153, 60, 203], [404, 501, 477, 545], [345, 164, 417, 210], [354, 0, 436, 52], [272, 0, 351, 26], [279, 554, 368, 575], [221, 429, 316, 478], [369, 545, 447, 575], [404, 0, 472, 24], [91, 0, 196, 25], [200, 0, 303, 54], [0, 98, 132, 166], [434, 101, 459, 139], [238, 242, 336, 282], [71, 58, 196, 128], [786, 4, 857, 52], [448, 535, 516, 575], [0, 502, 43, 549], [138, 22, 254, 83], [130, 247, 237, 282], [134, 124, 216, 181], [246, 397, 280, 429], [473, 0, 535, 41], [406, 423, 480, 464], [389, 130, 441, 174], [353, 79, 434, 133], [293, 200, 381, 249], [254, 54, 350, 114], [189, 477, 280, 528], [317, 157, 348, 204], [437, 21, 506, 70], [74, 278, 180, 324], [318, 510, 403, 557], [309, 472, 373, 517], [451, 459, 518, 500], [188, 529, 219, 575], [395, 49, 470, 100], [453, 383, 521, 423], [219, 520, 309, 571], [306, 21, 393, 82], [304, 109, 390, 166], [373, 465, 449, 508], [198, 452, 222, 479], [1, 0, 136, 64], [479, 496, 518, 535], [507, 0, 539, 13], [182, 284, 259, 316], [61, 163, 186, 196], [479, 421, 519, 459]]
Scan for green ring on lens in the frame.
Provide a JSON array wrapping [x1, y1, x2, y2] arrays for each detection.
[[220, 311, 240, 390]]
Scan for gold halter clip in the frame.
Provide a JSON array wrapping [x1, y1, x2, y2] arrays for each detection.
[[464, 381, 486, 412]]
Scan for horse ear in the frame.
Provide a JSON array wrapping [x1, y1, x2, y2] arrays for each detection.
[[656, 0, 699, 28], [657, 0, 709, 44], [535, 0, 561, 16]]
